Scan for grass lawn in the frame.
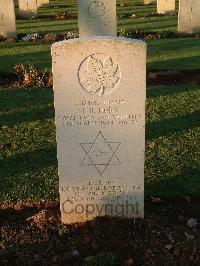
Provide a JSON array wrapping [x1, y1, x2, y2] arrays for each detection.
[[0, 0, 198, 75], [1, 37, 200, 75], [0, 0, 199, 202], [0, 85, 199, 201]]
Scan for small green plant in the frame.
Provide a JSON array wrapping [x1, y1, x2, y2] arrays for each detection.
[[55, 10, 70, 20], [118, 28, 131, 38], [13, 63, 52, 88], [58, 223, 66, 236], [43, 33, 57, 42]]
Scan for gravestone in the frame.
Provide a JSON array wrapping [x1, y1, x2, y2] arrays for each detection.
[[18, 0, 37, 19], [78, 0, 117, 37], [52, 37, 146, 224], [157, 0, 175, 14], [0, 0, 16, 39], [178, 0, 200, 34], [37, 0, 49, 8]]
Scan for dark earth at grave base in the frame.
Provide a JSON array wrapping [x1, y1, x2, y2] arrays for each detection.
[[0, 200, 200, 266]]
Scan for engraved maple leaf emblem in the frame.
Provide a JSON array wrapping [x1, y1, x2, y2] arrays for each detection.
[[88, 1, 106, 18], [79, 54, 121, 96]]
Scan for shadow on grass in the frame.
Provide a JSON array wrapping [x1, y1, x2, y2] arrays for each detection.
[[0, 88, 53, 108], [147, 111, 200, 140], [0, 88, 54, 125], [0, 147, 57, 179], [17, 22, 78, 34], [145, 167, 200, 198], [147, 38, 200, 54], [0, 48, 51, 74], [0, 104, 54, 126], [118, 16, 177, 26], [118, 19, 177, 31], [0, 147, 58, 202], [147, 85, 200, 98], [148, 55, 200, 71], [17, 20, 78, 30]]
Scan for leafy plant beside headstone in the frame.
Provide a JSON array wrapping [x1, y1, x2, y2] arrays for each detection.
[[13, 63, 52, 88], [55, 10, 71, 20]]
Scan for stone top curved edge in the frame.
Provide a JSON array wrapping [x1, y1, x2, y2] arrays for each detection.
[[51, 36, 146, 50]]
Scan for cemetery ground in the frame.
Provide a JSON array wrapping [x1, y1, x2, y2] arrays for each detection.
[[0, 0, 200, 265]]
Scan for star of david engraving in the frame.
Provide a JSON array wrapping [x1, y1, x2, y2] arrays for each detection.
[[80, 131, 121, 176]]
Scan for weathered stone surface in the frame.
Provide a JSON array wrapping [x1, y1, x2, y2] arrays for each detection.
[[157, 0, 175, 14], [0, 0, 16, 39], [178, 0, 200, 34], [52, 37, 146, 224], [18, 0, 37, 19], [78, 0, 117, 37]]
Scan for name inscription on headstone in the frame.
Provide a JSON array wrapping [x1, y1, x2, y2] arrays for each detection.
[[58, 100, 142, 128]]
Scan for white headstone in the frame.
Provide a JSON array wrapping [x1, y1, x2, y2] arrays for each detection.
[[52, 37, 146, 224], [18, 0, 37, 19], [178, 0, 200, 34], [157, 0, 175, 14], [0, 0, 16, 39], [37, 0, 49, 8], [78, 0, 117, 37]]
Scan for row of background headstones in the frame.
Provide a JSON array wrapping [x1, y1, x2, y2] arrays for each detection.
[[18, 0, 49, 18], [0, 0, 49, 39], [0, 0, 200, 39]]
